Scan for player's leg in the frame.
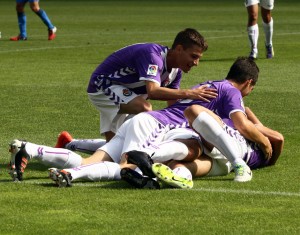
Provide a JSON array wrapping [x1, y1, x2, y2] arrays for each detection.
[[29, 0, 57, 40], [50, 121, 147, 187], [117, 113, 170, 178], [260, 0, 274, 58], [8, 139, 83, 181], [245, 0, 259, 58], [49, 126, 129, 187], [55, 131, 106, 154], [184, 105, 252, 182], [10, 0, 27, 40], [150, 128, 203, 162], [168, 156, 213, 179], [49, 161, 122, 187], [88, 85, 151, 142]]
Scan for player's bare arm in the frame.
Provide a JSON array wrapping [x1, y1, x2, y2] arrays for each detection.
[[231, 111, 273, 159], [146, 81, 217, 102]]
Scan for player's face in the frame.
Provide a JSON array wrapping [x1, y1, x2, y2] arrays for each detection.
[[176, 45, 203, 73]]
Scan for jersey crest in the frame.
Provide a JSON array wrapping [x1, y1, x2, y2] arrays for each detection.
[[123, 89, 132, 96]]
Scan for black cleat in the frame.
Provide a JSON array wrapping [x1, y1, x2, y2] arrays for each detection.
[[120, 168, 160, 189], [9, 140, 29, 181], [126, 150, 155, 178]]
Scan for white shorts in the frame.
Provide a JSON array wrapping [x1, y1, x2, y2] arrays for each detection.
[[100, 114, 197, 163], [162, 128, 200, 141], [245, 0, 274, 10], [204, 148, 232, 176], [88, 84, 146, 135], [100, 113, 168, 163]]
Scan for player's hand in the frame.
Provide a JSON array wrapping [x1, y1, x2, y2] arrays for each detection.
[[260, 137, 273, 160], [192, 84, 218, 102]]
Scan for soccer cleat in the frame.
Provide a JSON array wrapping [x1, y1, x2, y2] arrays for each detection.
[[126, 150, 155, 178], [120, 168, 160, 189], [249, 50, 258, 60], [233, 164, 252, 182], [152, 163, 193, 189], [8, 139, 29, 181], [55, 131, 73, 148], [49, 168, 72, 187], [48, 26, 57, 40], [10, 35, 27, 41], [265, 44, 274, 59]]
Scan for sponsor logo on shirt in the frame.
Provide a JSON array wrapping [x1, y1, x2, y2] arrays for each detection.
[[123, 89, 132, 96], [147, 64, 158, 76]]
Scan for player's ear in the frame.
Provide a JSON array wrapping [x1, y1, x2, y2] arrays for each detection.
[[248, 79, 254, 86], [174, 44, 184, 52]]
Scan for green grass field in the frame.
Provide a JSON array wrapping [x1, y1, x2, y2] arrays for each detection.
[[1, 0, 300, 234]]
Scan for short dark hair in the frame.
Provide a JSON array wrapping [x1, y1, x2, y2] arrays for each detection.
[[171, 28, 208, 52], [226, 57, 259, 85]]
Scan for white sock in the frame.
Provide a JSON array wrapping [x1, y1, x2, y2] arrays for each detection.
[[25, 142, 82, 168], [151, 140, 188, 162], [191, 112, 245, 166], [66, 162, 121, 181], [65, 139, 106, 154], [173, 166, 192, 180], [248, 24, 259, 52], [263, 18, 273, 46]]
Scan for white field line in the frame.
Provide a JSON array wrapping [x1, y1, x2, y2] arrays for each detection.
[[12, 181, 300, 197], [1, 32, 300, 54]]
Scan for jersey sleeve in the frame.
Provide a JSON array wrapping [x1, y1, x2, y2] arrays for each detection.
[[135, 52, 164, 85], [222, 87, 246, 118]]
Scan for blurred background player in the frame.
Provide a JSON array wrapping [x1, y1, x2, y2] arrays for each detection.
[[10, 0, 57, 41], [245, 0, 274, 59]]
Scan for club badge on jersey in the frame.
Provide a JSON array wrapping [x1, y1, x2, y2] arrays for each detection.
[[123, 89, 132, 96]]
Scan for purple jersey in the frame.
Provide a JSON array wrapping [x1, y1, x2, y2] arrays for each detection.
[[147, 79, 245, 128], [87, 43, 182, 95], [247, 142, 270, 169]]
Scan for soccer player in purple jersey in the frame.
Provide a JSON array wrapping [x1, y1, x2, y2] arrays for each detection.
[[8, 57, 281, 186], [85, 28, 217, 142], [10, 0, 57, 41], [152, 107, 284, 188]]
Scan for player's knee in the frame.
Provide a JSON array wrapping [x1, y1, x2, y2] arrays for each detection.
[[184, 105, 202, 122], [248, 12, 258, 24], [31, 6, 39, 12], [16, 5, 24, 12], [275, 132, 284, 144], [135, 102, 152, 113], [168, 160, 184, 170]]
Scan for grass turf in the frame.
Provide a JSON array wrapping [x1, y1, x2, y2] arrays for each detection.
[[0, 0, 300, 234]]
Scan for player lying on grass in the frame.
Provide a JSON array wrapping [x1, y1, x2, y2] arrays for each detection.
[[8, 57, 269, 186], [49, 103, 284, 189], [8, 128, 201, 187], [151, 107, 284, 188], [7, 107, 283, 189]]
